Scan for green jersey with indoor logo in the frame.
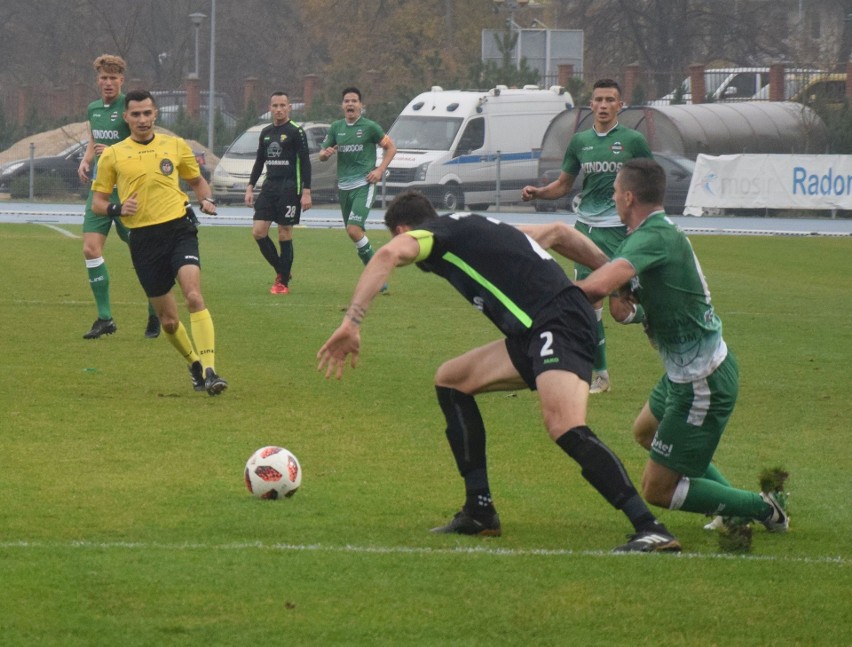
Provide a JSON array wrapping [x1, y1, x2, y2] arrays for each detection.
[[87, 93, 130, 178], [322, 116, 386, 190], [562, 123, 652, 226], [614, 211, 727, 383]]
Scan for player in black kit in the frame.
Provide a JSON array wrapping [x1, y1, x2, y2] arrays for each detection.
[[245, 91, 312, 294], [317, 190, 682, 553]]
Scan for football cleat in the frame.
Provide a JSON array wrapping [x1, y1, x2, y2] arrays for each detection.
[[270, 274, 289, 294], [188, 361, 205, 392], [83, 318, 117, 339], [589, 372, 611, 394], [703, 515, 725, 531], [759, 491, 790, 533], [430, 508, 501, 537], [204, 367, 228, 396], [613, 529, 682, 553], [144, 314, 161, 338]]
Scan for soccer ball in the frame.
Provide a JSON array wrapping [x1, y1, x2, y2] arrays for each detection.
[[244, 446, 302, 499]]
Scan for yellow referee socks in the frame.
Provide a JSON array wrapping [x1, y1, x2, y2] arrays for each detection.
[[163, 321, 199, 365], [190, 308, 216, 371]]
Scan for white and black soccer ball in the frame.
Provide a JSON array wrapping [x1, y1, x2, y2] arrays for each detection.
[[244, 446, 302, 499]]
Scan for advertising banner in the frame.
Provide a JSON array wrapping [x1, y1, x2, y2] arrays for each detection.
[[684, 154, 852, 215]]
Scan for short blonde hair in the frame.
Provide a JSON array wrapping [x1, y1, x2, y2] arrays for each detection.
[[93, 54, 127, 75]]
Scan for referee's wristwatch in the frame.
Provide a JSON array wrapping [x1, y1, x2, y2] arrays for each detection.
[[200, 197, 216, 209]]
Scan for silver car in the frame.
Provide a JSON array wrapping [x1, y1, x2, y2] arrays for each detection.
[[211, 122, 337, 204]]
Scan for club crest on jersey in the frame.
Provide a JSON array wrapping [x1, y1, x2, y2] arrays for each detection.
[[356, 128, 364, 138], [110, 111, 120, 122], [279, 134, 288, 142], [160, 159, 174, 175], [610, 141, 624, 154]]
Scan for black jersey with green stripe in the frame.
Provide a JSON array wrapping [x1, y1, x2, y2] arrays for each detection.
[[249, 120, 312, 192], [408, 213, 572, 336]]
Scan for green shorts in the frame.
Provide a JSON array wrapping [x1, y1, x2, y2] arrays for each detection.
[[647, 351, 739, 477], [83, 188, 129, 241], [338, 184, 375, 230], [573, 220, 628, 280]]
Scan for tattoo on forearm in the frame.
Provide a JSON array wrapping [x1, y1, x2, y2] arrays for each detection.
[[346, 303, 367, 326]]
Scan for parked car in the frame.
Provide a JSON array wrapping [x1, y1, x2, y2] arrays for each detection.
[[652, 67, 825, 106], [211, 122, 337, 204], [534, 152, 695, 215], [752, 73, 846, 111], [0, 139, 210, 199], [651, 68, 770, 106], [0, 141, 87, 196]]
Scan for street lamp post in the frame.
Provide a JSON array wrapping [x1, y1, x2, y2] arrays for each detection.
[[188, 12, 206, 79], [492, 0, 531, 70], [207, 0, 216, 152]]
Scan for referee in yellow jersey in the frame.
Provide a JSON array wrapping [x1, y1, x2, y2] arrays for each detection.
[[93, 89, 227, 396]]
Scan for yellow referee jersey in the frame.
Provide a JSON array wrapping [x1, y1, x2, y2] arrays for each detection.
[[93, 133, 202, 228]]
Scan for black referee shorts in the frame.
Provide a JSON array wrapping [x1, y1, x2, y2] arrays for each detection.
[[129, 216, 201, 298]]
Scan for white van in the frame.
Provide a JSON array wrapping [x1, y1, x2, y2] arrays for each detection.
[[650, 67, 822, 105], [210, 121, 337, 204], [384, 85, 573, 210], [650, 68, 770, 105]]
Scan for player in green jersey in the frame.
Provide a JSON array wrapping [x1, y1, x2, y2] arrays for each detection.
[[77, 54, 159, 340], [533, 159, 789, 549], [319, 87, 396, 284], [522, 79, 652, 394]]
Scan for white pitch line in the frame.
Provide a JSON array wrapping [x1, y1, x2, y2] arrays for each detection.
[[0, 539, 845, 566], [39, 223, 79, 238]]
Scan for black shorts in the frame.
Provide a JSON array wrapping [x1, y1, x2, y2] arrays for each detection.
[[253, 186, 302, 226], [129, 216, 201, 298], [505, 287, 598, 390]]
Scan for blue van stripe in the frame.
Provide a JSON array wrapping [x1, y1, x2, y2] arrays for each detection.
[[444, 150, 541, 166]]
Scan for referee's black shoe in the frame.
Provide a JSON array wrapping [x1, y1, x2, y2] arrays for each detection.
[[431, 508, 501, 537], [83, 318, 117, 339], [204, 368, 228, 396], [188, 361, 205, 392]]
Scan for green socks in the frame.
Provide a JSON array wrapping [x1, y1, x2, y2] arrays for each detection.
[[355, 236, 374, 265], [86, 257, 111, 320]]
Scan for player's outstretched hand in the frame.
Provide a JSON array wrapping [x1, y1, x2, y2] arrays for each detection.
[[317, 322, 361, 379]]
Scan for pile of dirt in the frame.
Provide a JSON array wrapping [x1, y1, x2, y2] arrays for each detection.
[[0, 122, 219, 169]]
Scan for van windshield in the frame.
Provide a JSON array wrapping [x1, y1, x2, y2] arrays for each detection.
[[388, 116, 464, 151], [678, 72, 730, 96], [224, 129, 261, 157]]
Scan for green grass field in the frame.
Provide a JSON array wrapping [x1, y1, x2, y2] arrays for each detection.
[[0, 222, 849, 646]]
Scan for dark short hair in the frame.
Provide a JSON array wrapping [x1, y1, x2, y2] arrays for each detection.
[[619, 158, 666, 205], [271, 91, 289, 100], [593, 78, 622, 96], [342, 86, 362, 101], [384, 190, 439, 232], [125, 89, 155, 108]]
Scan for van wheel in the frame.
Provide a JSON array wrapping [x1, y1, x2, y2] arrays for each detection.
[[440, 185, 464, 211]]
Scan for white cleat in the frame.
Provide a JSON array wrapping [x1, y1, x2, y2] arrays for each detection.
[[760, 491, 790, 533], [589, 372, 611, 394], [704, 515, 725, 531]]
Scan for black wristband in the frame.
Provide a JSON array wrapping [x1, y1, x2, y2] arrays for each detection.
[[107, 202, 122, 217]]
